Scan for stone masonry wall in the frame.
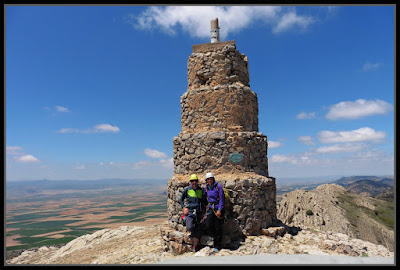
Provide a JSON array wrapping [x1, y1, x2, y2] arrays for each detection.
[[173, 131, 268, 176], [180, 84, 258, 133], [188, 41, 249, 90]]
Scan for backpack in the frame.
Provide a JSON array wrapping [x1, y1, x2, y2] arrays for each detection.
[[205, 183, 230, 204]]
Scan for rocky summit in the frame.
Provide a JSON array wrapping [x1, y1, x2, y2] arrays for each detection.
[[7, 221, 393, 265], [277, 184, 394, 252]]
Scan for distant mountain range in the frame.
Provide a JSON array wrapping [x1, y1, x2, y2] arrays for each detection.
[[330, 176, 394, 200], [331, 175, 394, 186]]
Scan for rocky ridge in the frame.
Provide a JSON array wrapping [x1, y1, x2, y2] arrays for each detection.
[[7, 221, 393, 265], [277, 184, 394, 252]]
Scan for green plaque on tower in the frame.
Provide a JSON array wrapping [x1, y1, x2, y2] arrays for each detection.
[[229, 153, 243, 164]]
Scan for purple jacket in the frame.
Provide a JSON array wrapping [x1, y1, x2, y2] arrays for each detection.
[[204, 182, 224, 211]]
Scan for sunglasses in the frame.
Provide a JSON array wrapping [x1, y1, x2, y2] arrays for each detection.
[[190, 180, 199, 182]]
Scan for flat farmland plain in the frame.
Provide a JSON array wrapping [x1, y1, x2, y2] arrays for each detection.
[[5, 179, 168, 251]]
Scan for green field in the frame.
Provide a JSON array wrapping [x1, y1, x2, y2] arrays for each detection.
[[6, 180, 168, 252]]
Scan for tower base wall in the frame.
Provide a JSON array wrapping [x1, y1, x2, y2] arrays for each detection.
[[161, 173, 277, 253]]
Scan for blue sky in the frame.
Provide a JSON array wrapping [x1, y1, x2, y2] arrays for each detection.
[[5, 5, 395, 181]]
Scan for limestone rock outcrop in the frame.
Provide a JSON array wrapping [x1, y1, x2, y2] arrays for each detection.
[[8, 223, 393, 264], [277, 184, 394, 252]]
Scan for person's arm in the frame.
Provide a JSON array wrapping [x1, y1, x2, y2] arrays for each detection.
[[202, 187, 208, 209], [179, 188, 187, 209], [217, 184, 224, 211]]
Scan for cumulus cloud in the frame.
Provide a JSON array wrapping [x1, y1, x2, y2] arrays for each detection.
[[272, 11, 315, 33], [361, 61, 383, 71], [58, 128, 80, 134], [132, 149, 172, 170], [297, 136, 315, 145], [15, 154, 39, 163], [7, 146, 40, 163], [270, 154, 313, 165], [55, 105, 70, 112], [93, 124, 120, 133], [131, 6, 315, 39], [315, 143, 367, 154], [296, 112, 316, 120], [108, 162, 130, 167], [269, 148, 393, 178], [326, 99, 393, 120], [57, 124, 120, 134], [159, 157, 174, 168], [270, 154, 300, 164], [144, 148, 168, 159], [268, 141, 284, 149], [270, 154, 292, 163], [317, 127, 386, 144]]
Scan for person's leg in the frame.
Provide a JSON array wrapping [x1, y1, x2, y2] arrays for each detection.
[[192, 225, 201, 252], [214, 216, 223, 250], [185, 215, 195, 233], [204, 209, 214, 235], [186, 214, 200, 252]]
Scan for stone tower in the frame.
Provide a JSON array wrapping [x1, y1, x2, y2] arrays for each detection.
[[160, 28, 277, 253]]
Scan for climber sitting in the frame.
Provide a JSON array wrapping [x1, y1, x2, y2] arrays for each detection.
[[179, 173, 207, 252], [203, 172, 225, 252]]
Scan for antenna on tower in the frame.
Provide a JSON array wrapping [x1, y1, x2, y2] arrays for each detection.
[[210, 18, 220, 43]]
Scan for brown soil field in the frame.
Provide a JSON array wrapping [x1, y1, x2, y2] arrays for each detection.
[[34, 229, 72, 238], [6, 234, 23, 247], [47, 234, 68, 239]]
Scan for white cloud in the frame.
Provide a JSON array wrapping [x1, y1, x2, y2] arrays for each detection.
[[144, 148, 168, 159], [58, 128, 80, 134], [269, 148, 393, 178], [131, 6, 315, 39], [159, 157, 174, 168], [315, 143, 367, 154], [361, 61, 383, 71], [7, 146, 40, 164], [317, 127, 386, 144], [268, 141, 284, 149], [326, 99, 393, 120], [298, 136, 315, 145], [270, 154, 315, 165], [93, 124, 120, 133], [108, 162, 130, 167], [270, 154, 296, 164], [272, 11, 315, 33], [15, 154, 39, 163], [131, 149, 172, 171], [55, 105, 70, 112], [57, 124, 120, 134], [296, 111, 316, 119]]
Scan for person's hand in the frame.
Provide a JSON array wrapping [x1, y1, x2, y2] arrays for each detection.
[[216, 210, 221, 218], [183, 207, 189, 215]]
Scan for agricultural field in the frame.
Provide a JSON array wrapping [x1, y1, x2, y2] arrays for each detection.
[[5, 179, 168, 251]]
